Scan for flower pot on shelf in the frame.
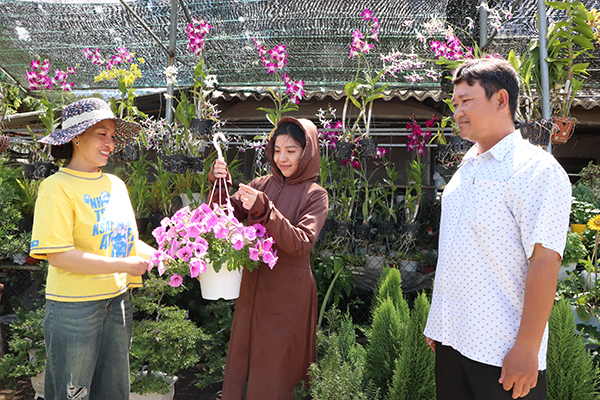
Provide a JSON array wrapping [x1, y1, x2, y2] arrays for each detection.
[[186, 156, 204, 173], [334, 142, 355, 161], [150, 213, 165, 230], [570, 223, 587, 236], [448, 136, 471, 154], [400, 259, 419, 272], [551, 116, 576, 144], [198, 263, 243, 300], [161, 155, 188, 174], [189, 118, 214, 138], [357, 138, 378, 159]]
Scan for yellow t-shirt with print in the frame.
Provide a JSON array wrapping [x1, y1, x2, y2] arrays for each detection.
[[30, 168, 142, 302]]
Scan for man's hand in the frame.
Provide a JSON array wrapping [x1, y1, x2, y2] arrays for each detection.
[[499, 343, 539, 398], [425, 336, 436, 354]]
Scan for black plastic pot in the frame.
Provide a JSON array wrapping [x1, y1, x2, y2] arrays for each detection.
[[353, 224, 370, 240], [187, 156, 204, 173], [149, 213, 165, 230], [518, 120, 553, 146], [377, 221, 395, 235], [23, 163, 35, 180], [33, 161, 57, 180], [162, 155, 188, 174], [336, 222, 352, 237], [357, 138, 378, 159], [189, 119, 214, 138], [136, 217, 149, 236], [334, 142, 356, 161], [124, 143, 141, 161]]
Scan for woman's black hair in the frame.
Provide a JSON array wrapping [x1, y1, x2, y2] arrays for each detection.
[[272, 121, 306, 148], [50, 142, 73, 160]]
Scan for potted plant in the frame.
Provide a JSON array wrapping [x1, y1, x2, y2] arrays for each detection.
[[570, 198, 599, 235], [527, 1, 596, 144], [403, 158, 425, 239], [341, 8, 388, 159], [126, 153, 152, 236], [560, 230, 588, 280], [147, 162, 177, 229], [253, 39, 305, 127], [377, 163, 399, 235], [149, 201, 278, 300], [185, 18, 220, 139], [129, 274, 204, 399], [354, 163, 383, 240], [0, 306, 46, 399]]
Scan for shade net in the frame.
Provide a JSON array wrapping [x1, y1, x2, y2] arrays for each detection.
[[1, 0, 600, 95]]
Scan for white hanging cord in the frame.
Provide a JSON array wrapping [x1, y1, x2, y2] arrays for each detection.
[[208, 132, 231, 207]]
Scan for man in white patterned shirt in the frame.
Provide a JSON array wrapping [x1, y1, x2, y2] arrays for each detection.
[[424, 58, 571, 400]]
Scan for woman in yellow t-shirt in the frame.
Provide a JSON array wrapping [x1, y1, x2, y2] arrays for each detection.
[[30, 98, 155, 400]]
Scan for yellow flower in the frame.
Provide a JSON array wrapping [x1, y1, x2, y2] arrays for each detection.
[[588, 214, 600, 231]]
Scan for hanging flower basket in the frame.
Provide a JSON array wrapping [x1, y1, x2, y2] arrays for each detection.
[[198, 262, 243, 300], [551, 116, 577, 144], [23, 163, 35, 180], [189, 118, 214, 138], [357, 138, 378, 159], [161, 155, 188, 174], [124, 142, 141, 161], [334, 142, 355, 161]]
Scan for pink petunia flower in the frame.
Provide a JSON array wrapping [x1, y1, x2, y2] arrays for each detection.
[[169, 274, 183, 287]]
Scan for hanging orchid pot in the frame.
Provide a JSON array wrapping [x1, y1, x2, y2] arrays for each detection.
[[353, 224, 370, 240], [377, 221, 395, 235], [518, 120, 552, 146], [189, 119, 214, 138], [550, 116, 576, 144], [357, 138, 378, 159], [124, 142, 141, 161], [33, 161, 57, 180], [448, 136, 471, 154], [23, 163, 35, 180], [187, 155, 204, 174], [334, 142, 355, 161], [336, 222, 352, 237], [161, 154, 188, 174]]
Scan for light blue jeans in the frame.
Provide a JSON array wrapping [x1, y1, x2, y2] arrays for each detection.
[[43, 291, 133, 400]]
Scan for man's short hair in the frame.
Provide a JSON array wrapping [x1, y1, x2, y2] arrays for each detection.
[[452, 58, 519, 121]]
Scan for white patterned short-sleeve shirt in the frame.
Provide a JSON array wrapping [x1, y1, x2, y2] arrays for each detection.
[[424, 131, 571, 369]]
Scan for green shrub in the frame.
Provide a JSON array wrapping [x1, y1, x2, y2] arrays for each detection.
[[389, 291, 435, 400], [303, 312, 380, 400], [365, 268, 409, 396], [547, 299, 600, 400]]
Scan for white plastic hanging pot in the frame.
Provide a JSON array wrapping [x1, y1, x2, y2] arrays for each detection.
[[198, 263, 243, 300]]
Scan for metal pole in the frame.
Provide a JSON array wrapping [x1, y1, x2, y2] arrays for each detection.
[[165, 0, 177, 124], [479, 0, 488, 50], [538, 0, 552, 153]]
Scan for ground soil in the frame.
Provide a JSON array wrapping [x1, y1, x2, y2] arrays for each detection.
[[0, 363, 222, 400]]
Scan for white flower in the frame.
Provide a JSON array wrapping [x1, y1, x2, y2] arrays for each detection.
[[164, 93, 173, 100], [205, 74, 218, 88], [164, 65, 178, 86]]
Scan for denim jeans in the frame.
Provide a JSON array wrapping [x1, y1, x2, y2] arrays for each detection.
[[43, 291, 133, 400]]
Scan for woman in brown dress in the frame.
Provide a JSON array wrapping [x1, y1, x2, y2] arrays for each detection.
[[210, 116, 328, 399]]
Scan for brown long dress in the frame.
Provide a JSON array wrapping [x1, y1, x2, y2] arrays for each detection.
[[211, 117, 328, 400]]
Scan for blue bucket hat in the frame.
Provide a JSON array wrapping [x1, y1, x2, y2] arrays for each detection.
[[38, 98, 141, 152]]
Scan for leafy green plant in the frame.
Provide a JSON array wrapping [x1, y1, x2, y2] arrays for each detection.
[[0, 306, 46, 380], [195, 299, 235, 390], [563, 230, 588, 266], [147, 161, 176, 217], [356, 165, 383, 226], [380, 163, 399, 223], [312, 255, 354, 327], [570, 198, 599, 225], [405, 158, 425, 225], [302, 311, 381, 400], [130, 273, 205, 395], [15, 178, 40, 216], [547, 298, 600, 400], [578, 161, 600, 203]]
